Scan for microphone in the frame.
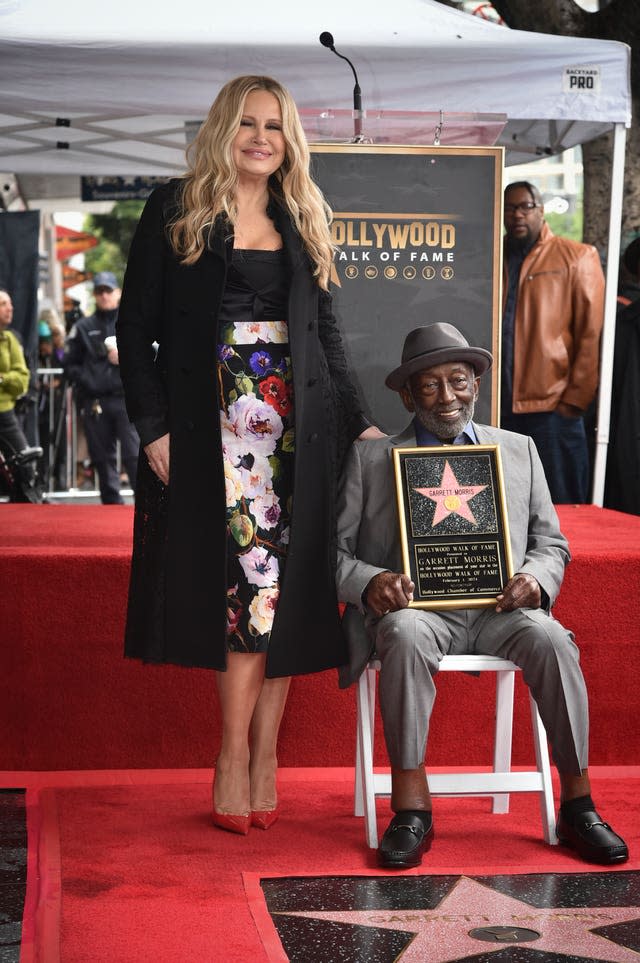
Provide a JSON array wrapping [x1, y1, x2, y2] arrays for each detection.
[[319, 31, 363, 140]]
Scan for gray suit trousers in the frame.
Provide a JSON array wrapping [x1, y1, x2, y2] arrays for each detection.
[[370, 606, 588, 774]]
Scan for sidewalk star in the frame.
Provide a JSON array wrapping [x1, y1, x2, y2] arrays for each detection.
[[285, 875, 640, 962]]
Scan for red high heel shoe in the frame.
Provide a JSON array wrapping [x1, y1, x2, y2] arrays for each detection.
[[251, 808, 279, 830], [212, 766, 250, 835], [212, 810, 250, 835]]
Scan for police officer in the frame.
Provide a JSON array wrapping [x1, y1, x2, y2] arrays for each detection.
[[64, 272, 139, 503]]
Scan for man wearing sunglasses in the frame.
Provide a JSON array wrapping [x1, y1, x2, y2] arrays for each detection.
[[501, 181, 604, 504], [64, 271, 139, 503]]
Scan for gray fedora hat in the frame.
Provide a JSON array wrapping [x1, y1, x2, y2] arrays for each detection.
[[385, 322, 493, 391]]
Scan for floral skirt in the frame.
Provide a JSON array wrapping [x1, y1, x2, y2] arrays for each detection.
[[218, 321, 295, 653]]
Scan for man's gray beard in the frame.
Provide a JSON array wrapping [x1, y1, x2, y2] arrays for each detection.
[[414, 395, 476, 441]]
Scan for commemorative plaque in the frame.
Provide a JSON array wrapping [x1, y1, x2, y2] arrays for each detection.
[[393, 445, 513, 609]]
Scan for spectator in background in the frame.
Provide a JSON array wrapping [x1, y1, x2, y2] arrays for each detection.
[[501, 181, 605, 504], [37, 316, 68, 491], [4, 295, 40, 449], [64, 271, 139, 503], [604, 236, 640, 515], [64, 300, 84, 333], [617, 236, 640, 308], [0, 288, 31, 458], [37, 319, 53, 363], [39, 307, 67, 365]]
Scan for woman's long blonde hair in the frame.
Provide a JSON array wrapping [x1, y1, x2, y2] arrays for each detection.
[[169, 75, 334, 289]]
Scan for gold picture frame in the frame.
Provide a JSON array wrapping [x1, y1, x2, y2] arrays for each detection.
[[393, 445, 513, 609]]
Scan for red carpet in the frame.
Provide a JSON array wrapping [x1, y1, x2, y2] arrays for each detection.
[[4, 506, 640, 959], [2, 504, 640, 771], [13, 767, 640, 963]]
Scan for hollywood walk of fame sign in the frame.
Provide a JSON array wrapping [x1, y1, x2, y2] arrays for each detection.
[[393, 445, 513, 609], [310, 145, 503, 436]]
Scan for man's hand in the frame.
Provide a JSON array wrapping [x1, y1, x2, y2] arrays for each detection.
[[144, 433, 170, 485], [495, 573, 541, 612], [365, 571, 415, 617]]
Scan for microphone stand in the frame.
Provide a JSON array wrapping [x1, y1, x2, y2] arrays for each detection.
[[319, 32, 366, 143]]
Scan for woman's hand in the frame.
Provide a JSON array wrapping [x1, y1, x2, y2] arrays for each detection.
[[358, 426, 386, 440], [144, 433, 170, 485]]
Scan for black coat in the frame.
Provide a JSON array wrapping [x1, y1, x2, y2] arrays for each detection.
[[116, 180, 368, 676], [604, 294, 640, 515]]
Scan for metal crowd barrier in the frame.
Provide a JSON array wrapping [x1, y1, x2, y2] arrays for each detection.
[[36, 368, 132, 502]]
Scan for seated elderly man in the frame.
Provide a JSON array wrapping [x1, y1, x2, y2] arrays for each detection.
[[336, 322, 628, 869]]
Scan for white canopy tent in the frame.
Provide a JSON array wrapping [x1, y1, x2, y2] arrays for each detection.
[[0, 0, 631, 171], [0, 0, 632, 501]]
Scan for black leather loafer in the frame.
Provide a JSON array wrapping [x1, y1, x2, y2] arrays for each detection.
[[378, 812, 434, 869], [556, 809, 629, 864]]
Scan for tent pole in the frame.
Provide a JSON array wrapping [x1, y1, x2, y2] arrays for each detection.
[[591, 121, 626, 506]]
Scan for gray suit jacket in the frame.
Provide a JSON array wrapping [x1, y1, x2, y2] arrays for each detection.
[[336, 422, 570, 687]]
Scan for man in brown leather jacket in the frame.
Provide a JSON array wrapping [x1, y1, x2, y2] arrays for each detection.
[[501, 181, 604, 503]]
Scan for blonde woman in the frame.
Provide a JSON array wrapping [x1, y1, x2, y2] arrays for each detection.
[[117, 76, 381, 834]]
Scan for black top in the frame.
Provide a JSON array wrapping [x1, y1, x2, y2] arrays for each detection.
[[218, 249, 290, 322]]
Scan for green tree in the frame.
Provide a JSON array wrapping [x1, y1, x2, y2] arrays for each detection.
[[83, 200, 145, 284], [437, 0, 639, 253], [545, 208, 584, 242]]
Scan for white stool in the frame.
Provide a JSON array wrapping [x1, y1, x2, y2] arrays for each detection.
[[354, 654, 558, 849]]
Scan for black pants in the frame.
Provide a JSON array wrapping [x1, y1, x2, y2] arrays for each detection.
[[0, 408, 29, 457], [81, 395, 139, 504]]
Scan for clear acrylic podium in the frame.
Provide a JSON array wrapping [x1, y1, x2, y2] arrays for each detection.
[[299, 108, 507, 147]]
